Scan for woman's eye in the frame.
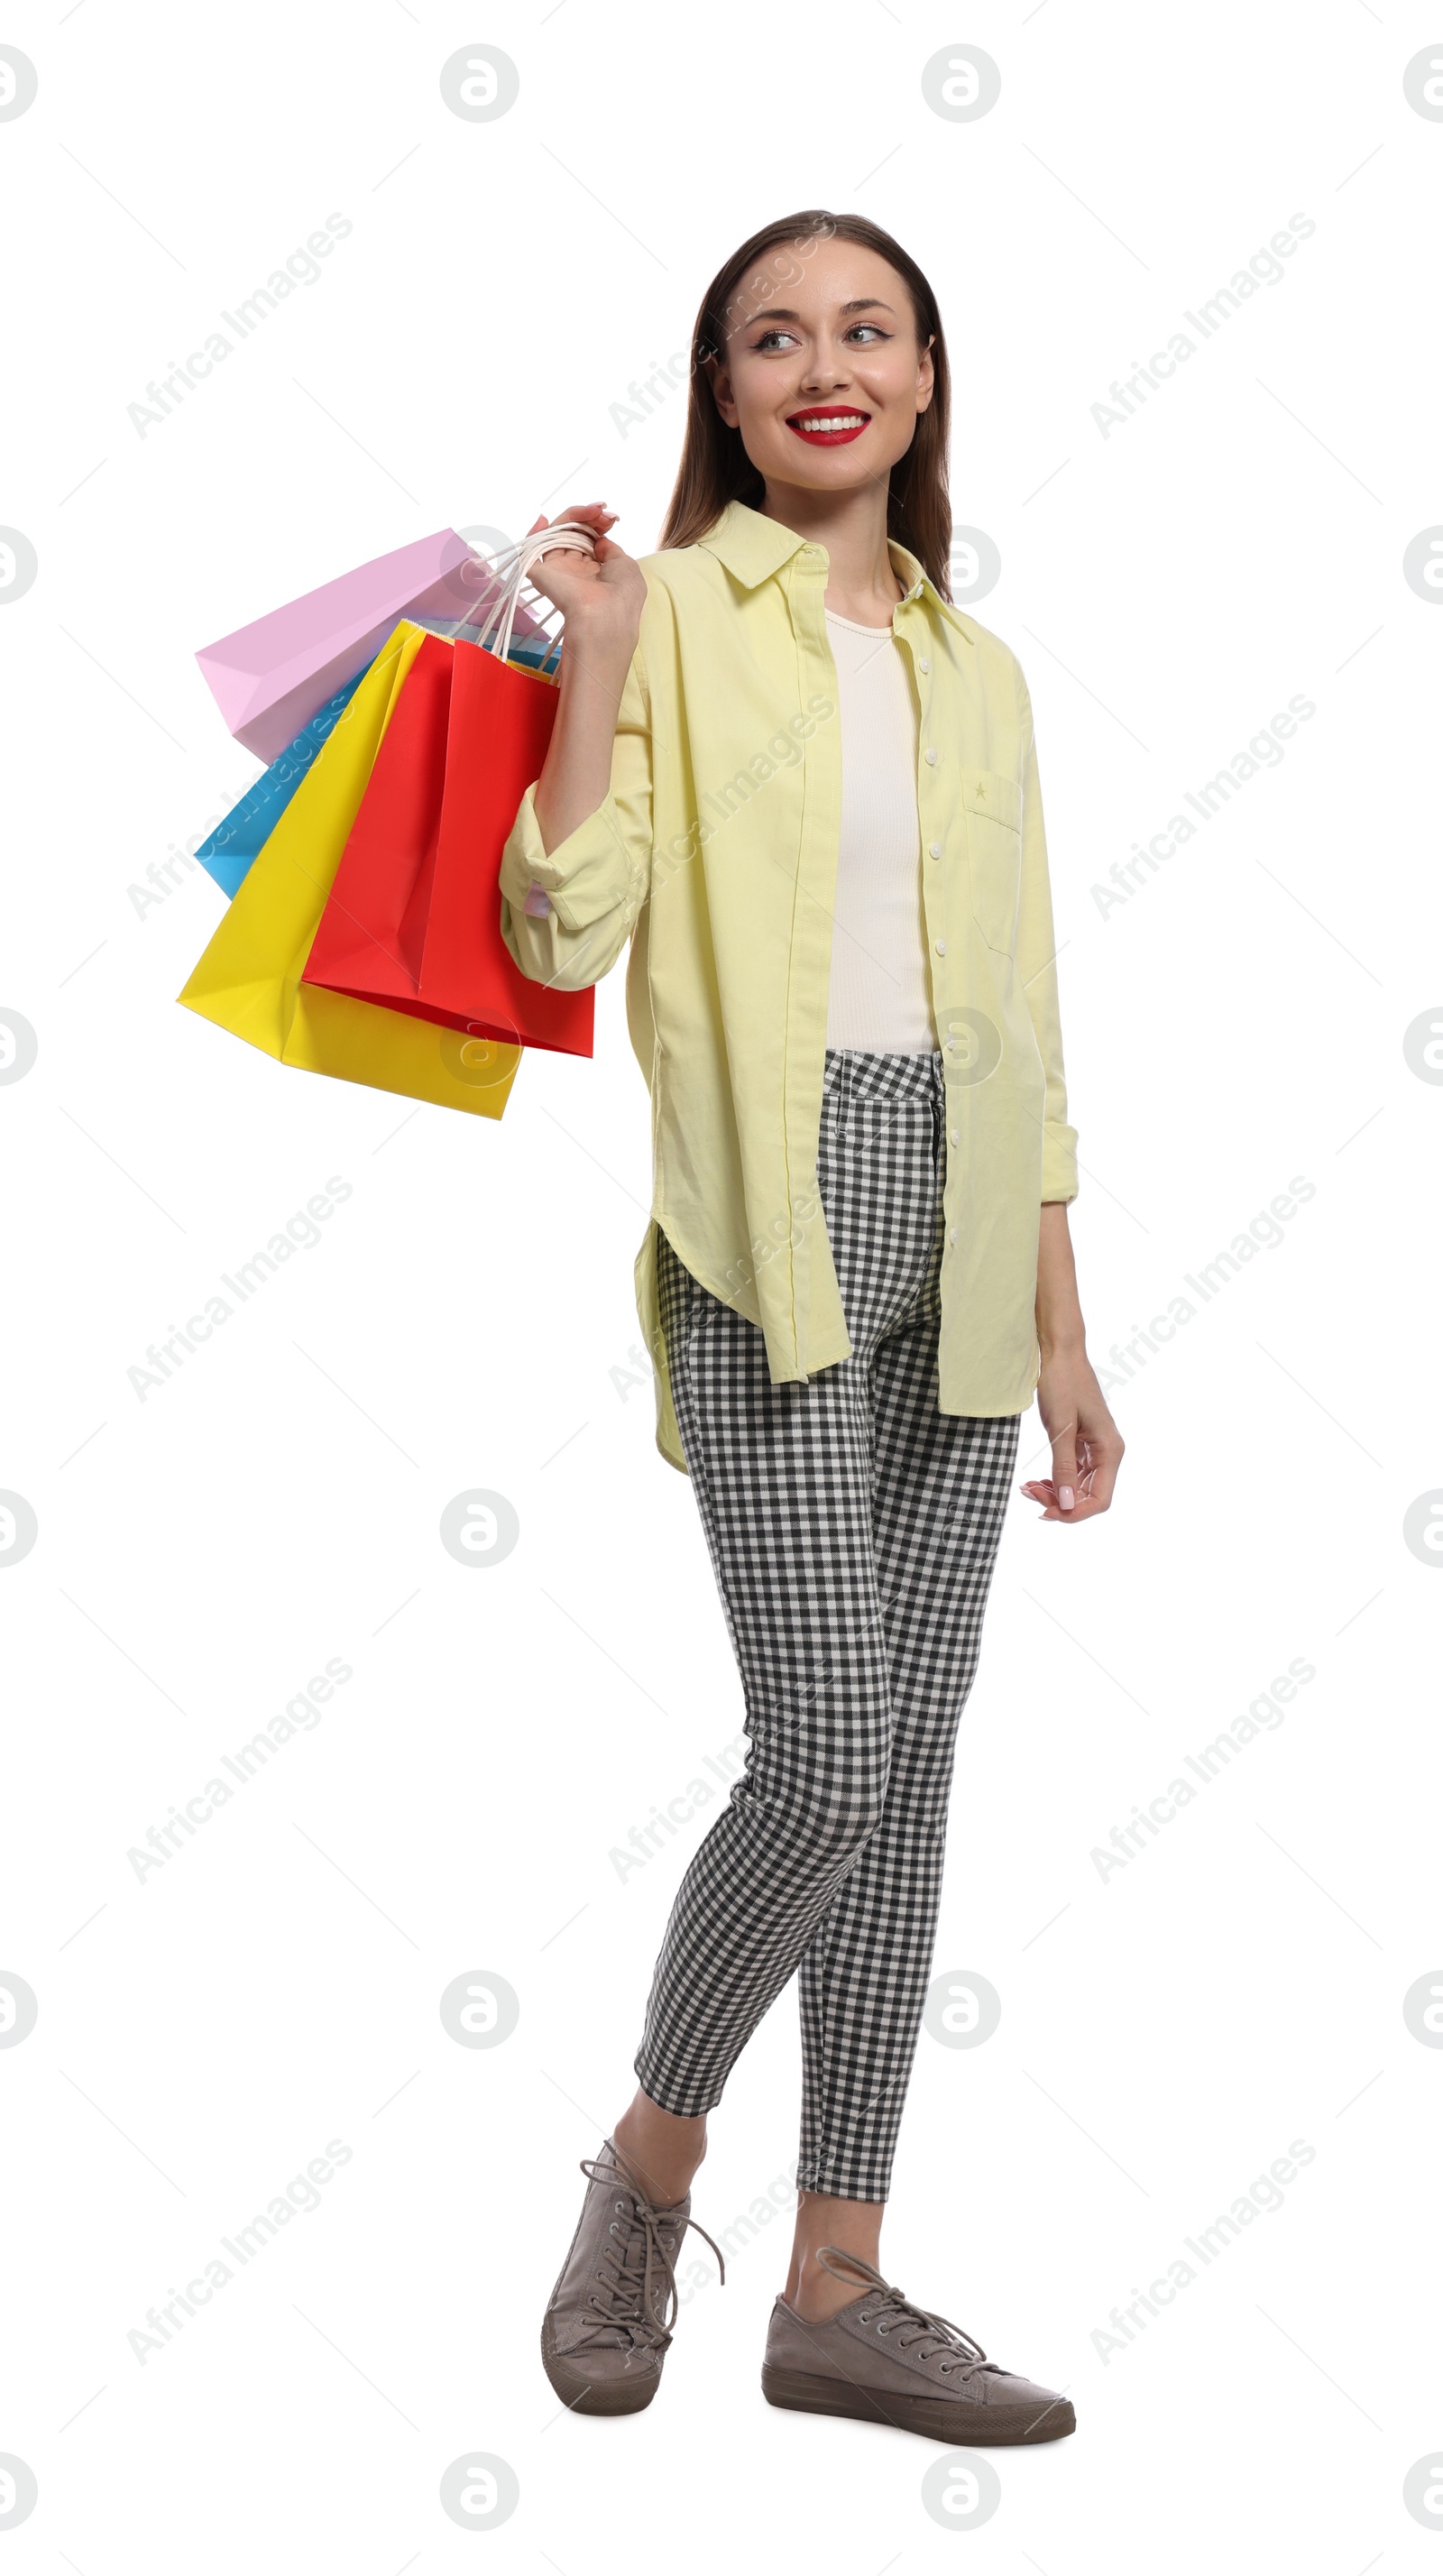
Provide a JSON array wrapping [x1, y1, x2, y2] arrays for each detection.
[[752, 321, 889, 351]]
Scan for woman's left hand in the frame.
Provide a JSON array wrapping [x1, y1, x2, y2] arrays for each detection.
[[1021, 1351, 1125, 1523]]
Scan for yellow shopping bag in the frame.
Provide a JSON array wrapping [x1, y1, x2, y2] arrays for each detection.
[[178, 621, 520, 1118]]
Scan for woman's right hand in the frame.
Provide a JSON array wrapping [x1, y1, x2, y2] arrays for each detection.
[[525, 505, 646, 857], [523, 501, 646, 659]]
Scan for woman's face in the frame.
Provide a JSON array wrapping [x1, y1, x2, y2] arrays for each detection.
[[708, 236, 933, 498]]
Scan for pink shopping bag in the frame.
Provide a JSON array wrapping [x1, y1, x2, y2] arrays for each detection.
[[195, 529, 551, 762]]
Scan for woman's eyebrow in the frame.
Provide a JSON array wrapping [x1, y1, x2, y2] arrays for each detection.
[[744, 298, 897, 325]]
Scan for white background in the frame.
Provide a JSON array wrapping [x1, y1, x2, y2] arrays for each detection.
[[3, 1, 1440, 2566]]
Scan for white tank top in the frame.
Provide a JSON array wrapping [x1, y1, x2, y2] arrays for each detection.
[[823, 609, 938, 1054]]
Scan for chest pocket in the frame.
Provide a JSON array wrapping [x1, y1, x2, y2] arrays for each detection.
[[961, 769, 1022, 954]]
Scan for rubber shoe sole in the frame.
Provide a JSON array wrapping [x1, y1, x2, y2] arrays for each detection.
[[761, 2362, 1075, 2444], [541, 2316, 663, 2416]]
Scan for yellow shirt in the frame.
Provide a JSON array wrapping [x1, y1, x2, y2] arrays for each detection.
[[498, 498, 1079, 1476]]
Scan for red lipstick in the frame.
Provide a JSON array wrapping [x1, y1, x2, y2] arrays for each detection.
[[785, 405, 871, 446]]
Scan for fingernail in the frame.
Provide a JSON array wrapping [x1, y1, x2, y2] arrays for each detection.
[[1060, 1486, 1075, 1509]]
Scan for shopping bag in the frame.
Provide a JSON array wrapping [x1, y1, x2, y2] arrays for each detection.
[[195, 529, 552, 764], [193, 615, 561, 903], [193, 665, 368, 897], [299, 522, 598, 1057], [300, 636, 592, 1056], [177, 621, 520, 1119]]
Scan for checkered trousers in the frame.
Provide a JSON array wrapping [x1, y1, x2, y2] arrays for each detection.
[[635, 1046, 1020, 2203]]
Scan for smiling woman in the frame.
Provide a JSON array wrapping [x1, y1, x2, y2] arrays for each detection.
[[494, 206, 1123, 2455], [662, 210, 953, 618]]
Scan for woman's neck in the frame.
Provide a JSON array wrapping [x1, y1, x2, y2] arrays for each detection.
[[758, 479, 905, 624]]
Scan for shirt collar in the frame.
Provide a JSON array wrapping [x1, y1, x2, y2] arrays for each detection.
[[694, 497, 975, 644]]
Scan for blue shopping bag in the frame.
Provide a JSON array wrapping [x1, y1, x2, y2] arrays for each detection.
[[194, 665, 371, 897]]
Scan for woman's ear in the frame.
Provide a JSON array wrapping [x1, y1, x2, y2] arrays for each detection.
[[708, 356, 740, 428], [916, 333, 936, 414]]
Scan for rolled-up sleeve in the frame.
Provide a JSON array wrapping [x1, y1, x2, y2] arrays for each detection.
[[498, 635, 653, 993], [1014, 662, 1080, 1202]]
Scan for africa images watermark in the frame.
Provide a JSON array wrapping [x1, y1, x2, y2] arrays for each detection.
[[607, 213, 840, 439], [126, 216, 354, 437], [128, 796, 253, 922], [1089, 1654, 1317, 1884], [1089, 2139, 1316, 2364], [662, 695, 836, 877], [1093, 1172, 1316, 1399], [125, 1176, 354, 1401], [706, 2163, 802, 2275], [713, 211, 838, 355], [126, 2139, 354, 2363], [1091, 693, 1316, 921], [529, 696, 835, 969], [610, 351, 692, 439], [669, 2157, 802, 2313], [125, 1658, 354, 1884], [609, 1732, 748, 1881], [1089, 212, 1317, 437]]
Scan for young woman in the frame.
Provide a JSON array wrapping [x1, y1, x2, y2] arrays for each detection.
[[499, 209, 1123, 2444]]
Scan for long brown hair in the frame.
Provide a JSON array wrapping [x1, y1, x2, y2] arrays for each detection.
[[659, 209, 953, 598]]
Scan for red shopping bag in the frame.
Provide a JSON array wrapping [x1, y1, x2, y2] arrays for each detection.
[[299, 629, 593, 1058]]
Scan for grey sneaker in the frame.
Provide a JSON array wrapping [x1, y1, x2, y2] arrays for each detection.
[[541, 2139, 725, 2415], [762, 2247, 1075, 2444]]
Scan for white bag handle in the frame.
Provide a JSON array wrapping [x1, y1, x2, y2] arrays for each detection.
[[455, 520, 599, 670]]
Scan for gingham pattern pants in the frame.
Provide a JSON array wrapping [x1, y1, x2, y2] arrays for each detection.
[[636, 1047, 1020, 2203]]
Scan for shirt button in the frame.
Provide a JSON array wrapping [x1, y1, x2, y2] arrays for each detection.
[[934, 938, 947, 956], [928, 840, 942, 858], [924, 746, 938, 765], [948, 1228, 958, 1246], [950, 1128, 959, 1146], [918, 656, 931, 674]]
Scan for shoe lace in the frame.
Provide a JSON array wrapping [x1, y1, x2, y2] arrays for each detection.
[[816, 2246, 990, 2381], [578, 2154, 726, 2355]]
